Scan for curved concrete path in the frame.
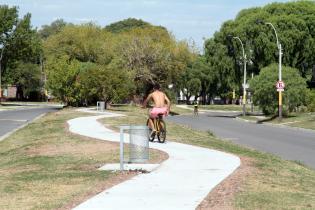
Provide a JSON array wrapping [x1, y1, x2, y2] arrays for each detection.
[[68, 109, 240, 210]]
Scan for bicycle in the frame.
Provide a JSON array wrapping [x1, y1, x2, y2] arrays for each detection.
[[146, 114, 166, 143], [194, 105, 199, 116]]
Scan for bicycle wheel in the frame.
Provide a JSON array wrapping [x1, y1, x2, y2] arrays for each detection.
[[146, 119, 155, 142], [157, 120, 166, 143], [194, 107, 198, 116]]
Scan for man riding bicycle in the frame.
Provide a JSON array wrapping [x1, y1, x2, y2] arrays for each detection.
[[142, 83, 171, 135], [193, 100, 199, 116]]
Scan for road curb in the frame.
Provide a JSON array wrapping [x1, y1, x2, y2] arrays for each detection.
[[236, 117, 315, 134], [176, 105, 242, 113], [0, 113, 46, 142]]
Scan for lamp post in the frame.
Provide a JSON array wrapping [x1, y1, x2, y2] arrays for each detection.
[[264, 22, 283, 121], [232, 36, 247, 116], [0, 43, 5, 103]]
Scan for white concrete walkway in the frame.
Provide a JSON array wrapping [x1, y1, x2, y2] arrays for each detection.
[[68, 109, 240, 210]]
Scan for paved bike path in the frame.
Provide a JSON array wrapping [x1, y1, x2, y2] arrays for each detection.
[[68, 109, 240, 210]]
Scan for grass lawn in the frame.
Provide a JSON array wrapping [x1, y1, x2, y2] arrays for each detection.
[[188, 104, 260, 112], [1, 101, 63, 105], [103, 105, 315, 210], [271, 112, 315, 130], [0, 108, 163, 210], [239, 112, 315, 130], [0, 105, 22, 111]]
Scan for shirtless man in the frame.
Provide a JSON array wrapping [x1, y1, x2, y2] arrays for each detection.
[[142, 83, 171, 132]]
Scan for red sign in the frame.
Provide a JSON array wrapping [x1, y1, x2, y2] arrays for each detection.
[[276, 81, 285, 90]]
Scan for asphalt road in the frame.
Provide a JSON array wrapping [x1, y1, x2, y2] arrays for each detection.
[[0, 106, 61, 141], [167, 112, 315, 169]]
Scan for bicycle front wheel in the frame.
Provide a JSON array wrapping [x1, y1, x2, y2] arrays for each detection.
[[157, 120, 166, 143]]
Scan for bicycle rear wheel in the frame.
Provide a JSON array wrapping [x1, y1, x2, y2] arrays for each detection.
[[194, 107, 198, 116], [146, 119, 155, 142], [157, 120, 166, 143]]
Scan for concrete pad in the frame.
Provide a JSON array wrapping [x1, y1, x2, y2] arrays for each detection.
[[99, 163, 160, 172]]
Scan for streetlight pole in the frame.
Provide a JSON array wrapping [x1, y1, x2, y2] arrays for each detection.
[[266, 22, 283, 121], [0, 45, 4, 104], [232, 36, 247, 116]]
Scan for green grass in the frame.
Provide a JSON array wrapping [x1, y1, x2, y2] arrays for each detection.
[[0, 105, 21, 110], [188, 104, 260, 112], [272, 112, 315, 130], [0, 108, 161, 210], [239, 112, 315, 130], [103, 105, 315, 210], [1, 101, 63, 105]]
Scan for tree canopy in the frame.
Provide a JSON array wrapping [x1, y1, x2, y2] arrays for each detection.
[[38, 19, 68, 39], [43, 20, 194, 106], [203, 1, 315, 100], [104, 18, 167, 34], [0, 5, 42, 100]]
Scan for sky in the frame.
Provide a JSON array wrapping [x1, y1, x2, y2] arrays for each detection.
[[2, 0, 290, 49]]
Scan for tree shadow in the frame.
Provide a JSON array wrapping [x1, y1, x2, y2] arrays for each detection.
[[256, 115, 278, 124]]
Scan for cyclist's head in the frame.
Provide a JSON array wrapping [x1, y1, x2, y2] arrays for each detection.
[[153, 83, 161, 90]]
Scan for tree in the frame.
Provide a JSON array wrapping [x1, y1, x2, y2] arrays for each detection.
[[204, 1, 315, 96], [0, 5, 17, 42], [38, 19, 68, 39], [204, 38, 235, 101], [44, 24, 113, 64], [114, 26, 190, 95], [77, 60, 134, 108], [104, 18, 167, 34], [177, 55, 212, 104], [191, 56, 215, 104], [250, 64, 308, 115], [44, 24, 136, 106], [306, 90, 315, 112], [45, 55, 81, 105], [43, 20, 195, 106], [8, 62, 42, 100], [1, 5, 42, 100]]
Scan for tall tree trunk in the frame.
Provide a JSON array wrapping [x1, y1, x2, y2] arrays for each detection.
[[16, 85, 24, 100], [185, 94, 191, 105]]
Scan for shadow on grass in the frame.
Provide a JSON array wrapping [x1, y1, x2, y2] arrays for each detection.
[[257, 115, 278, 124], [169, 111, 180, 116], [206, 113, 241, 118]]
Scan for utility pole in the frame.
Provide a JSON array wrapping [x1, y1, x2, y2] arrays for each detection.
[[266, 22, 283, 121], [232, 36, 247, 116], [0, 45, 5, 104]]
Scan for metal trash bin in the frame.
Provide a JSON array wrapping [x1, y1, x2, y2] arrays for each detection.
[[97, 101, 105, 111], [120, 125, 149, 170]]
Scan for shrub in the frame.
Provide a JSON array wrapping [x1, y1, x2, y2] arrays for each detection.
[[250, 64, 308, 115], [306, 90, 315, 112]]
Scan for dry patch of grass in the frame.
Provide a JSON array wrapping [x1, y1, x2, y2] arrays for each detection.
[[197, 157, 256, 210]]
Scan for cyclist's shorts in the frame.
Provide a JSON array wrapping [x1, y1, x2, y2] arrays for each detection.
[[150, 107, 168, 118]]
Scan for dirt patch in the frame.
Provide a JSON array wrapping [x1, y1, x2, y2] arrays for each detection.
[[27, 141, 118, 157], [197, 157, 255, 210]]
